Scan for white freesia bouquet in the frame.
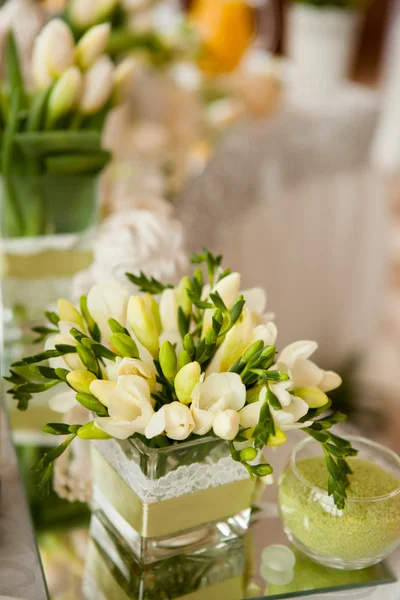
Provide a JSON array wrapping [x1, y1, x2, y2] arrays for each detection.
[[7, 250, 356, 508]]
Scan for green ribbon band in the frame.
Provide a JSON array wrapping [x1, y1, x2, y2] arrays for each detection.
[[87, 539, 244, 600], [2, 248, 93, 278], [92, 447, 256, 540]]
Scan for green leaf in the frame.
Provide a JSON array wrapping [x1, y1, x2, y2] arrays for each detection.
[[4, 370, 27, 385], [14, 380, 61, 394], [266, 386, 281, 410], [178, 307, 190, 338], [12, 349, 63, 367], [31, 325, 59, 344], [125, 271, 171, 294], [54, 344, 78, 355], [29, 366, 63, 380], [89, 342, 118, 362], [45, 311, 60, 326], [76, 344, 101, 377], [6, 31, 25, 103], [188, 292, 213, 309], [210, 291, 228, 313], [43, 423, 72, 435]]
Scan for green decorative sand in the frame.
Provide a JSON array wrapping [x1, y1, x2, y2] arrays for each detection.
[[279, 458, 400, 561]]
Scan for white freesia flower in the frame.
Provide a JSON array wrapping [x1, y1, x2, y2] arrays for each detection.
[[90, 379, 116, 406], [159, 288, 179, 333], [87, 281, 129, 344], [79, 55, 114, 115], [202, 272, 241, 335], [213, 409, 240, 440], [76, 23, 111, 69], [46, 334, 85, 371], [94, 375, 154, 439], [117, 357, 156, 392], [206, 308, 254, 374], [191, 372, 246, 435], [276, 341, 342, 393], [145, 401, 195, 441], [239, 386, 313, 431], [32, 19, 75, 90]]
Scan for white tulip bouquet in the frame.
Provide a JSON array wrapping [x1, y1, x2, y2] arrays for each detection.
[[1, 19, 135, 237], [7, 250, 356, 508]]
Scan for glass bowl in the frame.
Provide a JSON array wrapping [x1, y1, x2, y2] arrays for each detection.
[[278, 436, 400, 570]]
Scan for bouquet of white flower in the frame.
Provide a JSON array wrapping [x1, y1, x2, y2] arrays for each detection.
[[7, 250, 356, 509], [1, 18, 135, 237]]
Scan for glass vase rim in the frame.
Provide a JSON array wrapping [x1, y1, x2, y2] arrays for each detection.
[[291, 435, 400, 503], [127, 434, 227, 455]]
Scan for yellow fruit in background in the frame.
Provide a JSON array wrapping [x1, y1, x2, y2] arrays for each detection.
[[190, 0, 255, 75]]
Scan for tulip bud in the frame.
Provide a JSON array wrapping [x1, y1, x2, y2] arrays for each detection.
[[66, 370, 96, 394], [58, 299, 85, 331], [70, 0, 118, 30], [240, 447, 257, 462], [77, 421, 111, 440], [174, 361, 201, 404], [176, 276, 192, 317], [160, 341, 177, 382], [76, 23, 111, 70], [111, 332, 139, 358], [113, 57, 138, 104], [143, 293, 162, 334], [178, 350, 191, 370], [90, 379, 116, 406], [46, 67, 82, 128], [267, 428, 287, 447], [32, 19, 75, 90], [79, 55, 114, 115], [294, 387, 329, 409], [127, 296, 159, 358], [213, 409, 240, 441]]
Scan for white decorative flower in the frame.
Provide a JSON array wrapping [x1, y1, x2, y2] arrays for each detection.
[[212, 409, 240, 441], [117, 357, 156, 392], [79, 55, 114, 115], [94, 375, 154, 439], [32, 19, 75, 90], [72, 210, 188, 300], [191, 372, 246, 436], [145, 401, 194, 441], [87, 281, 129, 344], [276, 341, 342, 393], [48, 388, 77, 414], [76, 23, 111, 70]]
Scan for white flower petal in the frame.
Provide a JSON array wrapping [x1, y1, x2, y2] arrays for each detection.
[[270, 381, 293, 408], [213, 409, 240, 440], [159, 288, 179, 333], [319, 371, 342, 392], [214, 272, 241, 310], [164, 402, 194, 440], [87, 281, 129, 344], [278, 341, 318, 369], [220, 372, 246, 410], [291, 359, 324, 388], [89, 380, 116, 406], [239, 399, 263, 428], [192, 406, 215, 435], [49, 390, 76, 413], [250, 322, 278, 347], [94, 417, 136, 440], [145, 408, 167, 439], [242, 287, 267, 315]]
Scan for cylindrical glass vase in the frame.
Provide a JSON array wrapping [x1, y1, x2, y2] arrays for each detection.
[[91, 436, 256, 565], [278, 436, 400, 570], [1, 173, 98, 369]]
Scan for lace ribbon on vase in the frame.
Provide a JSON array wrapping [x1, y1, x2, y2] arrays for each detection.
[[92, 439, 249, 504]]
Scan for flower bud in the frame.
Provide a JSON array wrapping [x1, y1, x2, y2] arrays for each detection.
[[76, 344, 99, 375], [160, 341, 177, 382], [58, 299, 85, 331], [113, 57, 138, 104], [183, 333, 195, 357], [213, 409, 240, 441], [267, 428, 287, 446], [70, 0, 118, 30], [32, 19, 75, 90], [46, 67, 82, 128], [294, 387, 329, 409], [178, 350, 191, 370], [111, 332, 139, 358], [202, 272, 241, 336], [79, 55, 114, 115], [89, 379, 116, 406], [66, 370, 96, 394], [76, 23, 111, 70], [242, 340, 264, 364], [176, 276, 192, 317], [143, 293, 162, 334], [77, 421, 111, 439], [127, 296, 159, 358], [252, 463, 273, 477], [159, 288, 179, 333], [240, 447, 257, 462], [174, 361, 201, 404]]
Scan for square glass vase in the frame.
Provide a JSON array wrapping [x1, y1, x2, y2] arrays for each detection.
[[91, 435, 257, 564]]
